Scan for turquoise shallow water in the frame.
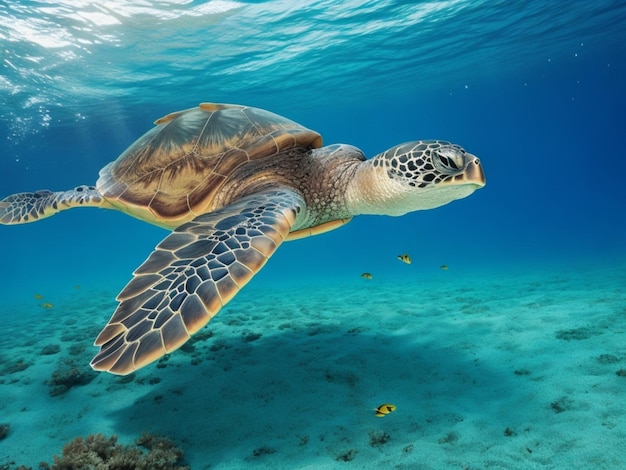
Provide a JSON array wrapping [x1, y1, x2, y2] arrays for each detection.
[[2, 262, 626, 468], [1, 1, 626, 468]]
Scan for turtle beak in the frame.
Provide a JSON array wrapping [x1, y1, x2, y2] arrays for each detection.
[[438, 154, 485, 189], [462, 155, 485, 188]]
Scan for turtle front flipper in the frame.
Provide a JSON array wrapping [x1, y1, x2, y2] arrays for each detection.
[[0, 185, 109, 224], [90, 189, 305, 375]]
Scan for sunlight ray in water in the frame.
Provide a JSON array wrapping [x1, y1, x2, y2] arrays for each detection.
[[2, 0, 624, 131]]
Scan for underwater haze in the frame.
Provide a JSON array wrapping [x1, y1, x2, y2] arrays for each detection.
[[1, 1, 626, 468]]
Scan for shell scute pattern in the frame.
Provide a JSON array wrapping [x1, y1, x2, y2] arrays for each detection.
[[97, 105, 321, 220]]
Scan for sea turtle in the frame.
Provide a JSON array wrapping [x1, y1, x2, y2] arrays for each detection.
[[0, 103, 485, 375]]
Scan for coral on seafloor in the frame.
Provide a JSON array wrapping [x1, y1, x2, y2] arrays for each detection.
[[46, 361, 98, 397], [31, 432, 189, 470], [0, 423, 10, 440]]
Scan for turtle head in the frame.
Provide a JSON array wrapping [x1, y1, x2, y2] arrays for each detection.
[[347, 140, 485, 216]]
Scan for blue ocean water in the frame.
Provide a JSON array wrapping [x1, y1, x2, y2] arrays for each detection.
[[1, 1, 626, 467], [2, 1, 626, 293]]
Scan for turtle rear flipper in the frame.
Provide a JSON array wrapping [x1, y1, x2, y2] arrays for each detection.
[[90, 189, 304, 375], [0, 185, 108, 224]]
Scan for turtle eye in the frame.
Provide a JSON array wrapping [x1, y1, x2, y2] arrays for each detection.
[[433, 146, 466, 174]]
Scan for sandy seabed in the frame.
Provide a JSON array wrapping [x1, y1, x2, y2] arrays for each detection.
[[1, 261, 625, 469]]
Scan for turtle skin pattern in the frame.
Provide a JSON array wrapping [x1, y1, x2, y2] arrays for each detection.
[[91, 188, 304, 374]]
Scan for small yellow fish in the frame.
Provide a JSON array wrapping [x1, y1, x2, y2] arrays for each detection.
[[33, 294, 43, 300], [40, 303, 54, 309], [440, 265, 449, 271], [375, 403, 396, 417], [74, 285, 81, 289], [361, 272, 373, 280], [397, 254, 411, 264]]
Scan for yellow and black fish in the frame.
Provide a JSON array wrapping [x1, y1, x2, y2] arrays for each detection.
[[361, 272, 373, 280], [375, 403, 396, 417], [33, 293, 43, 300], [440, 264, 449, 271], [397, 254, 411, 264], [40, 302, 54, 309]]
